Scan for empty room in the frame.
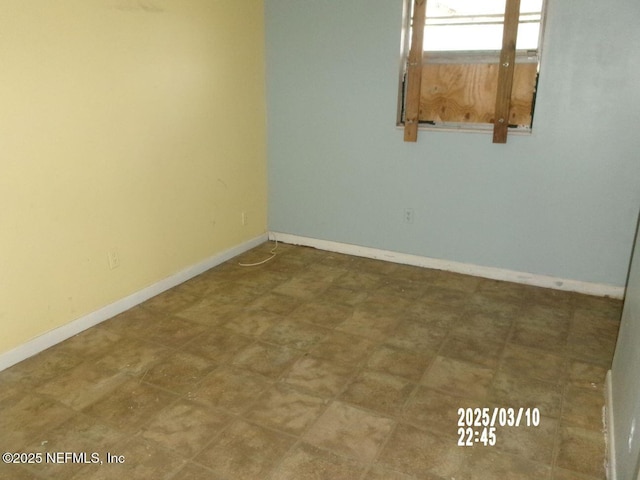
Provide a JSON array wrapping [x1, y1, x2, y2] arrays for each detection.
[[1, 0, 639, 479]]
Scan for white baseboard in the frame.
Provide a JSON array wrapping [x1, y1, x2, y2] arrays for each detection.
[[605, 370, 617, 480], [269, 232, 625, 299], [0, 234, 268, 372]]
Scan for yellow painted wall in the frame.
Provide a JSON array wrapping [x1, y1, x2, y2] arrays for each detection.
[[0, 0, 267, 354]]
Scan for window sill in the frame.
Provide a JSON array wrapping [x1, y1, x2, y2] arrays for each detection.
[[396, 122, 533, 136]]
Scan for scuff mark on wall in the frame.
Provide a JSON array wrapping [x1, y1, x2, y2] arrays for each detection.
[[110, 0, 165, 13]]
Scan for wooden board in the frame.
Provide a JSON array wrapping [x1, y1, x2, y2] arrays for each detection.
[[419, 62, 537, 126], [493, 0, 521, 143], [403, 0, 427, 142]]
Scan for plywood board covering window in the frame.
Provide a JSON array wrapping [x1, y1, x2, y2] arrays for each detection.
[[399, 0, 545, 141], [420, 59, 537, 126]]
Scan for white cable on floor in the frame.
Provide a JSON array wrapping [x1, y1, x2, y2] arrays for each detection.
[[238, 239, 279, 267]]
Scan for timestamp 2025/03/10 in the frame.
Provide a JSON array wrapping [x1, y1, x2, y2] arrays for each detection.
[[457, 407, 541, 447]]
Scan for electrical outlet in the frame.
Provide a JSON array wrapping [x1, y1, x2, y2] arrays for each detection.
[[403, 208, 414, 224], [107, 250, 120, 270], [241, 211, 248, 226]]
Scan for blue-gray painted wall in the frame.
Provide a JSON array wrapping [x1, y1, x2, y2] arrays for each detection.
[[265, 0, 640, 287]]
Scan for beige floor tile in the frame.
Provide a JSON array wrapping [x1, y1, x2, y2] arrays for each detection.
[[223, 309, 283, 337], [303, 401, 394, 463], [384, 320, 448, 353], [195, 419, 294, 480], [1, 243, 621, 480], [450, 311, 512, 341], [0, 394, 76, 450], [317, 285, 369, 306], [561, 386, 605, 431], [232, 341, 301, 379], [422, 286, 471, 309], [70, 435, 185, 480], [567, 360, 608, 392], [141, 399, 230, 458], [440, 334, 504, 368], [467, 292, 523, 319], [363, 464, 424, 480], [142, 289, 200, 314], [500, 343, 567, 385], [335, 270, 384, 290], [374, 279, 429, 301], [377, 423, 470, 478], [272, 273, 333, 299], [190, 365, 271, 414], [366, 344, 433, 383], [142, 351, 215, 395], [461, 448, 552, 480], [401, 386, 481, 436], [552, 466, 604, 480], [180, 328, 253, 365], [82, 379, 176, 434], [431, 271, 481, 292], [555, 426, 606, 478], [206, 280, 267, 304], [245, 383, 325, 435], [94, 337, 170, 377], [510, 321, 569, 356], [102, 306, 208, 348], [0, 344, 84, 392], [36, 364, 129, 410], [283, 356, 355, 398], [174, 298, 242, 327], [476, 278, 533, 300], [495, 415, 558, 464], [566, 329, 618, 367], [245, 292, 302, 315], [270, 443, 365, 480], [490, 372, 563, 419], [56, 328, 122, 360], [0, 463, 42, 480], [308, 331, 376, 364], [22, 414, 125, 480], [404, 301, 463, 329], [260, 318, 330, 350], [339, 370, 414, 416], [336, 308, 401, 341], [290, 301, 354, 328], [168, 462, 225, 480], [422, 356, 495, 400]]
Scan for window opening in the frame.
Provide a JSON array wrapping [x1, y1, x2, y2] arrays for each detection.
[[399, 0, 546, 143]]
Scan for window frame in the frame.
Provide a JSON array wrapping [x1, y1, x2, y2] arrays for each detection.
[[397, 0, 548, 140]]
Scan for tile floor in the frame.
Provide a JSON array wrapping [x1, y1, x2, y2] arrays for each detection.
[[0, 241, 623, 480]]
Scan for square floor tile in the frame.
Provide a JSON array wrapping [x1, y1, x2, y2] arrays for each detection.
[[283, 356, 354, 398], [555, 426, 606, 478], [303, 401, 394, 463], [245, 383, 325, 435], [366, 344, 433, 383], [190, 365, 271, 414], [195, 419, 294, 480], [308, 331, 376, 364], [142, 351, 215, 395], [461, 448, 551, 480], [269, 442, 365, 480], [339, 370, 414, 416], [82, 379, 176, 434], [422, 356, 494, 400], [260, 319, 330, 350], [141, 399, 231, 458], [377, 423, 470, 478], [231, 342, 300, 379]]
